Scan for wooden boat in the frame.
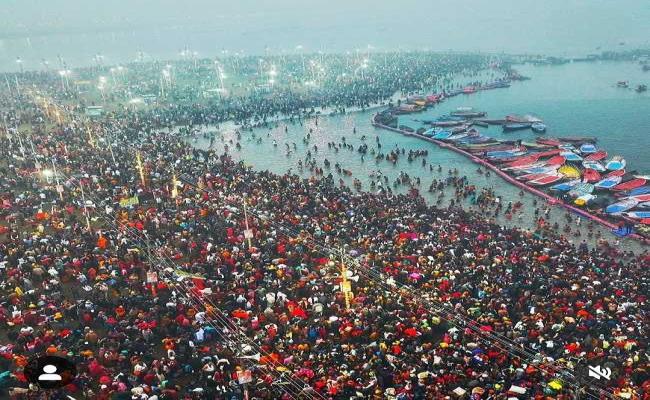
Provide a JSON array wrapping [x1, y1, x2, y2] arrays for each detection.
[[613, 178, 647, 191], [629, 186, 650, 196], [432, 120, 465, 127], [582, 168, 602, 183], [582, 160, 606, 172], [475, 118, 508, 125], [595, 175, 623, 189], [506, 114, 543, 123], [579, 143, 597, 154], [558, 136, 597, 143], [569, 183, 595, 197], [605, 156, 626, 171], [605, 198, 639, 214], [585, 150, 608, 161], [450, 110, 486, 118], [606, 169, 626, 178], [421, 128, 437, 137], [395, 104, 423, 114], [504, 155, 543, 168], [536, 138, 562, 147], [531, 123, 547, 133], [559, 144, 577, 151], [432, 131, 453, 140], [558, 165, 581, 179], [503, 123, 532, 132], [520, 165, 559, 175], [470, 120, 489, 127], [544, 155, 566, 166], [625, 211, 650, 219], [628, 194, 650, 202], [560, 151, 583, 162], [551, 179, 581, 191], [518, 172, 554, 181], [521, 141, 554, 150], [447, 133, 470, 141], [528, 174, 563, 186]]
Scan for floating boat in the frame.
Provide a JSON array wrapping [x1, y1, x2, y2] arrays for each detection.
[[521, 141, 554, 149], [432, 120, 465, 127], [579, 143, 597, 154], [487, 152, 528, 161], [531, 123, 547, 133], [551, 179, 581, 191], [528, 174, 563, 186], [536, 138, 562, 147], [606, 169, 626, 178], [447, 133, 470, 141], [574, 194, 596, 206], [629, 186, 650, 196], [558, 136, 597, 143], [605, 198, 639, 214], [613, 178, 647, 191], [558, 144, 577, 152], [422, 128, 437, 137], [432, 130, 453, 140], [463, 86, 476, 94], [569, 183, 595, 197], [594, 175, 623, 189], [617, 81, 629, 88], [503, 123, 532, 132], [521, 165, 559, 175], [470, 120, 489, 127], [585, 150, 608, 161], [544, 155, 566, 166], [625, 211, 650, 219], [518, 172, 555, 181], [450, 110, 486, 118], [504, 155, 542, 168], [506, 114, 543, 123], [474, 118, 508, 125], [582, 160, 606, 172], [605, 156, 626, 171], [558, 165, 581, 178], [486, 147, 527, 158], [559, 151, 583, 162], [628, 194, 650, 202], [582, 168, 602, 183], [503, 161, 546, 172]]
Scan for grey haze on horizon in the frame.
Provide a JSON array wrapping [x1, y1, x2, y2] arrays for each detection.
[[1, 0, 649, 71]]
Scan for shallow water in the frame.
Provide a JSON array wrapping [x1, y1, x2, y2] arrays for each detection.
[[188, 61, 649, 251]]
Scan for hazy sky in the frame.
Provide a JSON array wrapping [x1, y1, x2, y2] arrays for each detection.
[[1, 0, 649, 70]]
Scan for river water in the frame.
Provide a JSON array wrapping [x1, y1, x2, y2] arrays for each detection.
[[187, 61, 649, 250]]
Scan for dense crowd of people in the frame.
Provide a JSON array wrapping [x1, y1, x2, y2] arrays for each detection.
[[4, 52, 501, 130], [0, 55, 648, 400]]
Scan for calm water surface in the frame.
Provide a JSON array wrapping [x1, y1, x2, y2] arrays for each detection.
[[188, 61, 649, 250]]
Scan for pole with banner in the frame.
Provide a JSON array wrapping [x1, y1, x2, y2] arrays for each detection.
[[243, 196, 253, 249], [136, 151, 146, 187], [52, 158, 63, 201]]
